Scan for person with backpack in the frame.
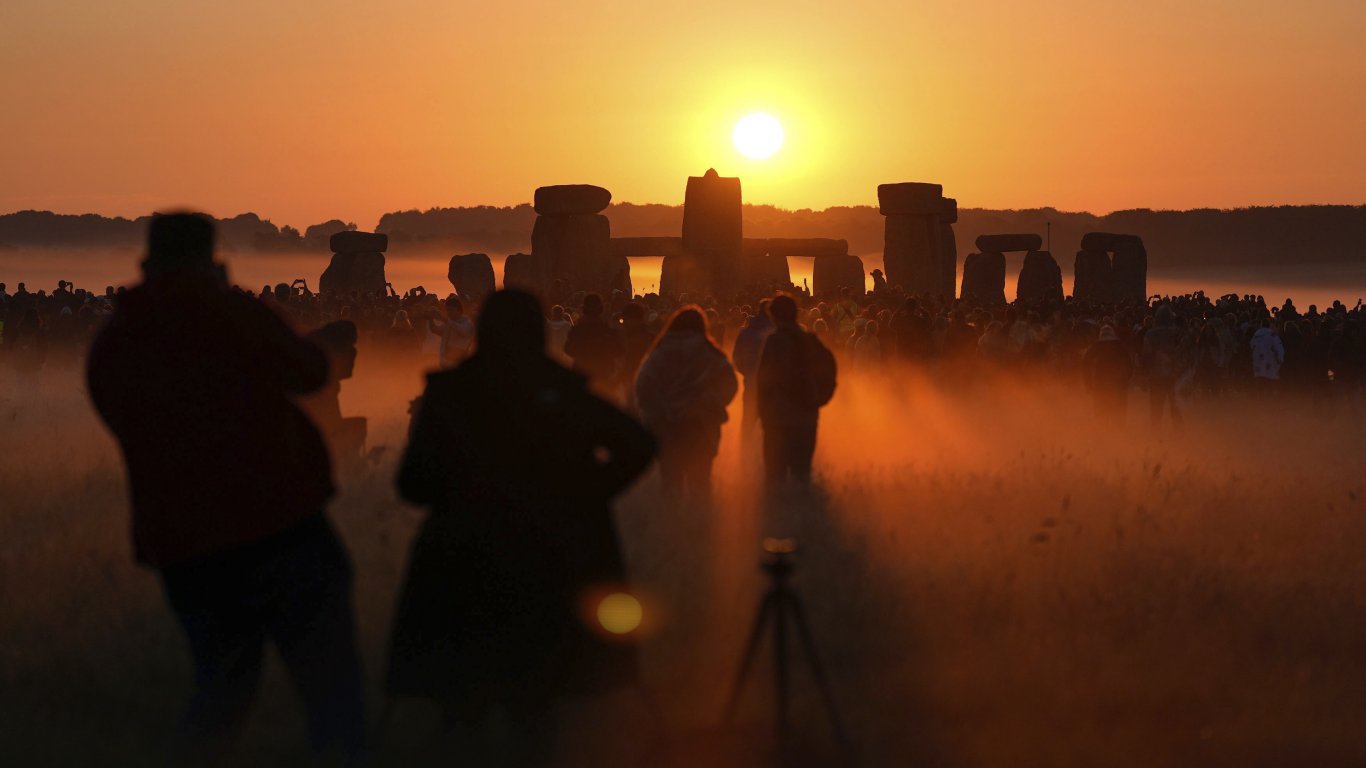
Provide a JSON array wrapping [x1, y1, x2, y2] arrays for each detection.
[[756, 294, 837, 487]]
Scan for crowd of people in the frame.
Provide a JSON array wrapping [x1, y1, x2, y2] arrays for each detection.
[[7, 213, 1366, 763]]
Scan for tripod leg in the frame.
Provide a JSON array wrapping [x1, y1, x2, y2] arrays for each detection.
[[722, 593, 774, 724], [774, 589, 791, 750], [788, 596, 852, 749]]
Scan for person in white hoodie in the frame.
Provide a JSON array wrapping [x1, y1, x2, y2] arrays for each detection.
[[1250, 319, 1285, 391]]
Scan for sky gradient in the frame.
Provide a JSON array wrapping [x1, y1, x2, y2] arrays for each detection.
[[2, 0, 1363, 229]]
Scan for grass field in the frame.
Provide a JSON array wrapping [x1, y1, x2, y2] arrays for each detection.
[[3, 353, 1366, 766]]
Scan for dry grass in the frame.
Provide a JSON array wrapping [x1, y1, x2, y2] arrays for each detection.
[[3, 354, 1366, 767]]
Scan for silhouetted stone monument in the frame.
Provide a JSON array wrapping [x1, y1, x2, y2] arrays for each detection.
[[1073, 232, 1147, 303], [879, 182, 957, 297], [960, 251, 1007, 306], [530, 184, 630, 296], [681, 168, 743, 292], [813, 253, 866, 297], [501, 252, 545, 293], [447, 253, 496, 299], [1016, 250, 1063, 303], [320, 231, 387, 296]]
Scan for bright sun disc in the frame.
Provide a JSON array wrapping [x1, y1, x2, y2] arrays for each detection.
[[733, 112, 784, 159]]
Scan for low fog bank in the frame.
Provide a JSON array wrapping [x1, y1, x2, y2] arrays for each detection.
[[6, 247, 1366, 309], [4, 349, 1366, 765]]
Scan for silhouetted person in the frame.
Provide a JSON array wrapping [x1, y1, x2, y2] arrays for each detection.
[[564, 292, 622, 392], [301, 320, 367, 473], [731, 299, 774, 448], [8, 307, 47, 390], [429, 294, 475, 368], [1141, 305, 1186, 427], [85, 213, 365, 760], [390, 289, 655, 763], [1251, 319, 1285, 392], [1084, 325, 1133, 422], [757, 294, 837, 486], [635, 307, 738, 504]]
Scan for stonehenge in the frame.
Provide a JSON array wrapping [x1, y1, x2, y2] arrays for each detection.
[[680, 168, 743, 292], [1072, 232, 1147, 304], [879, 183, 958, 297], [959, 251, 1007, 306], [1017, 250, 1064, 304], [813, 253, 866, 296], [447, 253, 495, 299], [529, 184, 631, 296], [319, 231, 387, 296], [500, 252, 545, 292]]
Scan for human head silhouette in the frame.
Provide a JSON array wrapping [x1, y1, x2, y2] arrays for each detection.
[[477, 289, 547, 358], [770, 294, 798, 325], [143, 212, 218, 280]]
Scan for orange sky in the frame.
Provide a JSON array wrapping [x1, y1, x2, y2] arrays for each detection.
[[2, 0, 1363, 229]]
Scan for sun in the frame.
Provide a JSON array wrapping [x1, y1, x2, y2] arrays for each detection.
[[733, 112, 784, 159]]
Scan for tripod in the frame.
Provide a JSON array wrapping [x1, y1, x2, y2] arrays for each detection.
[[723, 538, 850, 753]]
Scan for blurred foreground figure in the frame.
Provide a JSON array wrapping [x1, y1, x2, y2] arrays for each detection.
[[391, 289, 655, 763], [301, 320, 367, 473], [635, 306, 738, 505], [757, 294, 837, 486], [1084, 325, 1134, 422], [86, 213, 365, 760]]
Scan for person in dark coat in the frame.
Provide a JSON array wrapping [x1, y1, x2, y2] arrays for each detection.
[[1083, 325, 1134, 423], [756, 294, 837, 486], [564, 292, 623, 394], [85, 213, 365, 759], [634, 306, 738, 504], [390, 289, 656, 760]]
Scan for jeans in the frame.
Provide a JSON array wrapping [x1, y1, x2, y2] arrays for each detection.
[[160, 515, 365, 757]]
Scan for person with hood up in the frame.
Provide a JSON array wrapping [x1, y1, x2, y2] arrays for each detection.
[[634, 306, 738, 503]]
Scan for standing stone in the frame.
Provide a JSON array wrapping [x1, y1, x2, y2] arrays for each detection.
[[319, 230, 388, 296], [447, 253, 496, 299], [501, 252, 545, 293], [530, 208, 617, 293], [1072, 250, 1114, 303], [813, 253, 866, 297], [938, 221, 958, 299], [883, 214, 940, 294], [960, 252, 1006, 306], [1112, 240, 1148, 304], [739, 242, 792, 289], [879, 182, 956, 297], [659, 254, 708, 298], [1016, 250, 1064, 304], [681, 169, 743, 293]]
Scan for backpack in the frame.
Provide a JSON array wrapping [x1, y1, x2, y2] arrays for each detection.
[[802, 332, 838, 407]]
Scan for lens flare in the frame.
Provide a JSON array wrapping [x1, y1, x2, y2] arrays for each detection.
[[596, 592, 643, 635]]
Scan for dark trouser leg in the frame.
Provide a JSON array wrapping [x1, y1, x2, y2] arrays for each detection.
[[741, 381, 760, 450], [162, 569, 267, 752], [265, 524, 366, 757], [789, 418, 818, 484], [762, 422, 787, 486]]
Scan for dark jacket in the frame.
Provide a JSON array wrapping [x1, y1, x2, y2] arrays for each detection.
[[757, 322, 831, 426], [389, 351, 655, 704], [86, 276, 332, 567]]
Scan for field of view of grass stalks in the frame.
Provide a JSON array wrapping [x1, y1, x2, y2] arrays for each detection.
[[4, 350, 1366, 766]]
